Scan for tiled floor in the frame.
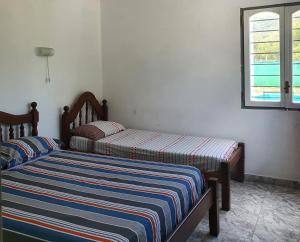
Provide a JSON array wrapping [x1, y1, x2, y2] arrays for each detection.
[[188, 181, 300, 242]]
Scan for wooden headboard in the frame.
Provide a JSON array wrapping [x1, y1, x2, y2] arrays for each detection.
[[0, 102, 39, 142], [61, 92, 108, 148]]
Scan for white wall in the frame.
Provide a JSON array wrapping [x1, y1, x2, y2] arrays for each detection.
[[101, 0, 300, 182], [0, 0, 103, 138]]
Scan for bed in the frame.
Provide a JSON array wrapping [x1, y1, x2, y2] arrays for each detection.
[[0, 102, 219, 242], [61, 92, 245, 211], [69, 130, 238, 172]]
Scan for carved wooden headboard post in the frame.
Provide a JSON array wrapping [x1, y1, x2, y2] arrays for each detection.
[[61, 92, 108, 149], [102, 99, 108, 121], [30, 102, 39, 136], [61, 105, 71, 147]]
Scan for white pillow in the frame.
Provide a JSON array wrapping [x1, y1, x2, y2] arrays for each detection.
[[86, 121, 125, 138]]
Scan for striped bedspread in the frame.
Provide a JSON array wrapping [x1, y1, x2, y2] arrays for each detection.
[[1, 150, 204, 242], [70, 129, 238, 172]]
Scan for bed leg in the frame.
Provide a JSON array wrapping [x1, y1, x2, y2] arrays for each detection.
[[232, 143, 245, 182], [221, 162, 230, 211], [208, 178, 219, 236]]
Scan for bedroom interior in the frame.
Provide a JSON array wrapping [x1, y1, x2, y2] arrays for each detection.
[[0, 0, 299, 242]]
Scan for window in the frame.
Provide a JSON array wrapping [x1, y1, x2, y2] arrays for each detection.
[[241, 3, 300, 110]]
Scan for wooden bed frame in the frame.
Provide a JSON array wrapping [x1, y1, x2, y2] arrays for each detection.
[[1, 101, 219, 242], [0, 102, 39, 141], [62, 92, 245, 211]]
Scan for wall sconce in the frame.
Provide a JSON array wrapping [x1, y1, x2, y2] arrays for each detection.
[[35, 47, 55, 83]]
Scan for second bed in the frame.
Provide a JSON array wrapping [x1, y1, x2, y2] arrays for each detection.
[[61, 92, 245, 211]]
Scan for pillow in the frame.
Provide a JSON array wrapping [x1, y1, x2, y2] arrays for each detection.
[[0, 152, 21, 170], [18, 136, 61, 155], [74, 121, 125, 140], [74, 125, 105, 141], [0, 153, 11, 170], [0, 136, 60, 170]]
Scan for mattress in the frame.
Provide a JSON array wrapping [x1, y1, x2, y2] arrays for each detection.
[[2, 150, 204, 242], [70, 129, 238, 172]]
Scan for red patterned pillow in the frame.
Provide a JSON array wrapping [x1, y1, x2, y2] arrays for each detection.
[[74, 125, 105, 141]]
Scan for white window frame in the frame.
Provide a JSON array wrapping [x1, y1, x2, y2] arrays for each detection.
[[285, 5, 300, 109], [241, 3, 300, 110]]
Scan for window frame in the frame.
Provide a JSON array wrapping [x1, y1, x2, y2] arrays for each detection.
[[241, 2, 300, 111], [285, 5, 300, 109]]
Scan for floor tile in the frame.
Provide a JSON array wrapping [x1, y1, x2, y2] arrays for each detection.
[[188, 181, 300, 242], [252, 223, 300, 242]]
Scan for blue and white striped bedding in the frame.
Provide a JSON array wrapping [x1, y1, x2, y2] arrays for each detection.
[[1, 150, 205, 242]]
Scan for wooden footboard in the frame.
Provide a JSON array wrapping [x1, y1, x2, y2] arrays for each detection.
[[202, 143, 245, 211], [166, 178, 219, 242]]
